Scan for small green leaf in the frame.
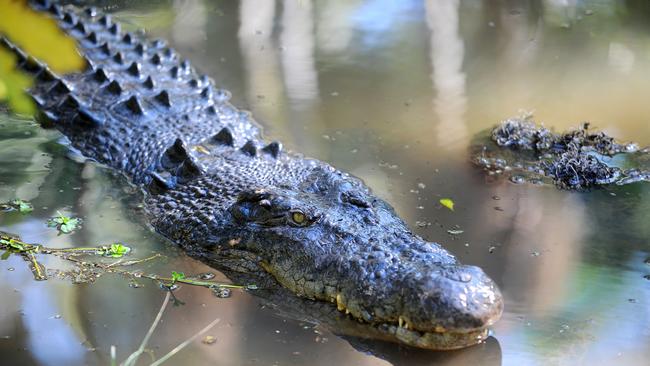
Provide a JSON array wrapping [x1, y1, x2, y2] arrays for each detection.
[[1, 199, 33, 213], [0, 238, 26, 252], [171, 271, 186, 282], [108, 243, 131, 258], [1, 251, 10, 260], [13, 199, 33, 213], [439, 198, 455, 211], [47, 212, 81, 234], [8, 239, 24, 251]]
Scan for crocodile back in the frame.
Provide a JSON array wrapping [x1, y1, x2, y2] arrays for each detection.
[[3, 1, 261, 183]]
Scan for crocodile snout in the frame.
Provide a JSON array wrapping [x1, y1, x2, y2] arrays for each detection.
[[399, 264, 503, 333]]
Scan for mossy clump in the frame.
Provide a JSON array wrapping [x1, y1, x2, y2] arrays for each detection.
[[483, 118, 646, 190]]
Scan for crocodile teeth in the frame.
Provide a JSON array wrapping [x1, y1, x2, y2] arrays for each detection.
[[398, 316, 410, 329], [336, 294, 345, 312]]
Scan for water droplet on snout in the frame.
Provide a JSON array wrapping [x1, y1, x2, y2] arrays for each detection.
[[439, 268, 472, 282]]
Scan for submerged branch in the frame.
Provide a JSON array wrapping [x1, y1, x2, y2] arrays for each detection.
[[0, 232, 255, 291], [122, 291, 171, 366], [149, 317, 221, 366]]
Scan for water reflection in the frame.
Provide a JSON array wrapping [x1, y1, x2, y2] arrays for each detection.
[[171, 0, 207, 47], [426, 0, 468, 153], [23, 284, 86, 366], [280, 0, 319, 105], [238, 0, 286, 125]]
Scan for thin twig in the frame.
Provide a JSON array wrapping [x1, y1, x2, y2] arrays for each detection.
[[122, 291, 171, 366], [106, 254, 162, 268], [149, 317, 221, 366], [24, 251, 46, 280]]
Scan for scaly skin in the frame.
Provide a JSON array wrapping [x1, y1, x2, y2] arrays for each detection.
[[2, 0, 503, 350]]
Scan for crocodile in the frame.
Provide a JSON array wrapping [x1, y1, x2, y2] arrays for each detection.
[[1, 0, 503, 350], [472, 118, 650, 190]]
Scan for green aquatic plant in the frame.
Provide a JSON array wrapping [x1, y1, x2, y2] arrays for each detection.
[[0, 231, 254, 291], [101, 243, 131, 258], [0, 237, 25, 252], [47, 211, 81, 234], [171, 270, 186, 283], [0, 232, 239, 366], [0, 199, 33, 213]]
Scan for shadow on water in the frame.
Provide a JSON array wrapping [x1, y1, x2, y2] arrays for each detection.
[[344, 336, 501, 366]]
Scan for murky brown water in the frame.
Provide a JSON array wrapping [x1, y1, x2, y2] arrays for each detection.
[[1, 1, 650, 365]]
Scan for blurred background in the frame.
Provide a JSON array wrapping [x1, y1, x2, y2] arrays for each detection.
[[0, 0, 649, 365]]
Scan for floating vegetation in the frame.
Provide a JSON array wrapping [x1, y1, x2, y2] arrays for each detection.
[[0, 231, 255, 292], [473, 117, 650, 190], [439, 198, 455, 211], [0, 199, 33, 213], [100, 243, 131, 258], [46, 211, 82, 234]]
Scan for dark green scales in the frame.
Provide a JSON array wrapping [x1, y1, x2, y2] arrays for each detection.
[[1, 0, 503, 350]]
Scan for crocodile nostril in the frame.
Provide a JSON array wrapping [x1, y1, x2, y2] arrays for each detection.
[[436, 266, 474, 282]]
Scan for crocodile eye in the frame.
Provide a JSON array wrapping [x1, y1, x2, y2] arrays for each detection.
[[290, 210, 307, 226]]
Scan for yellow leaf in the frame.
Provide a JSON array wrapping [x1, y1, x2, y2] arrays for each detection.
[[439, 198, 454, 211], [0, 0, 85, 73], [0, 79, 6, 99], [0, 47, 34, 115]]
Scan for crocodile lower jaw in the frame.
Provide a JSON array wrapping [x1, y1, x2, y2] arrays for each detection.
[[387, 324, 490, 350]]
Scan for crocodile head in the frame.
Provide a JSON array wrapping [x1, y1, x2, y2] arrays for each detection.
[[201, 163, 503, 350]]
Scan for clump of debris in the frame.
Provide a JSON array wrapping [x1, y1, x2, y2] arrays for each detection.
[[476, 117, 648, 190], [491, 118, 556, 151], [547, 150, 620, 189]]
